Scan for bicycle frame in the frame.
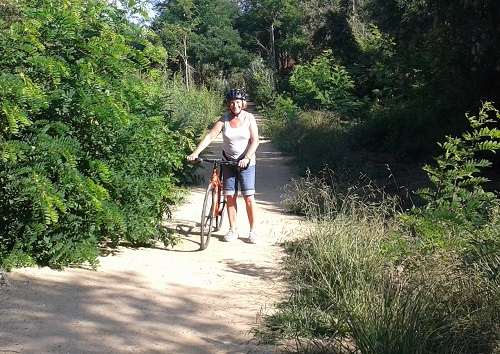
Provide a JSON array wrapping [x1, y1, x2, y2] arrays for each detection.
[[208, 162, 224, 218]]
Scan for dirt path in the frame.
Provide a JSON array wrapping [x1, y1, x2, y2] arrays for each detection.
[[0, 106, 302, 354]]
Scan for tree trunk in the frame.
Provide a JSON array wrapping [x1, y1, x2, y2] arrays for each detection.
[[269, 21, 277, 89], [183, 34, 189, 90], [270, 21, 276, 72]]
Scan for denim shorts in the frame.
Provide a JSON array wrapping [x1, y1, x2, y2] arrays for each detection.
[[222, 164, 256, 196]]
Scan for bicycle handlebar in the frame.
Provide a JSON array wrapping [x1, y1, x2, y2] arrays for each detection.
[[194, 157, 239, 166]]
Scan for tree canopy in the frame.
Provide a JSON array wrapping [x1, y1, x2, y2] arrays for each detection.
[[153, 0, 251, 85]]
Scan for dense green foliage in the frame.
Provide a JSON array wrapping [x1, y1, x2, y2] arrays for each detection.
[[249, 3, 500, 342], [396, 103, 500, 265], [289, 50, 361, 114], [152, 0, 252, 87], [244, 57, 275, 106], [417, 102, 500, 226], [0, 0, 195, 268], [256, 0, 500, 162]]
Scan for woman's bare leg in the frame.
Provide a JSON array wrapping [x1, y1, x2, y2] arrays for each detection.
[[226, 194, 238, 231], [243, 195, 256, 231]]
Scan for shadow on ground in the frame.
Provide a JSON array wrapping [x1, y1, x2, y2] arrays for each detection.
[[0, 271, 259, 353], [223, 259, 281, 282]]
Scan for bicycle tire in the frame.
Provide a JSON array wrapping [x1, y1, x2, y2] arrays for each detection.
[[200, 183, 215, 250]]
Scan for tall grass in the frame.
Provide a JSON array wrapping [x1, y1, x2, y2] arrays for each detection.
[[166, 78, 223, 134], [262, 171, 499, 354]]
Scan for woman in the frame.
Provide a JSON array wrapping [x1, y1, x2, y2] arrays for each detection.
[[187, 88, 260, 243]]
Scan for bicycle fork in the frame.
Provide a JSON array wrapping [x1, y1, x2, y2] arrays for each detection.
[[210, 169, 223, 218]]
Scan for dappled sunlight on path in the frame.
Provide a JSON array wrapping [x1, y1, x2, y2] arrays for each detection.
[[0, 103, 303, 353]]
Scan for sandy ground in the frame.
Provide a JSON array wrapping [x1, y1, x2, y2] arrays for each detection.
[[0, 106, 302, 354]]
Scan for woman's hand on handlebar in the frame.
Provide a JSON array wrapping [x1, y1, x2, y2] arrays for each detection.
[[238, 157, 250, 169], [187, 153, 199, 161]]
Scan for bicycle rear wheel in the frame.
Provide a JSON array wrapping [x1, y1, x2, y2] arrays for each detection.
[[200, 184, 215, 250]]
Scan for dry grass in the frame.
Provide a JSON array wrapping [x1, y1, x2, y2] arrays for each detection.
[[260, 171, 500, 354]]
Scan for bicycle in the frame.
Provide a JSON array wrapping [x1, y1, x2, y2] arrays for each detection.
[[194, 157, 238, 250]]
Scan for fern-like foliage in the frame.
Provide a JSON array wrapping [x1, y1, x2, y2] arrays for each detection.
[[419, 101, 500, 226], [0, 0, 194, 268]]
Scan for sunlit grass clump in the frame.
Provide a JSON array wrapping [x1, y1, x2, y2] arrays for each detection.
[[260, 169, 499, 354]]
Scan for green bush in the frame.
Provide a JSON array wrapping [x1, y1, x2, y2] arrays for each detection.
[[262, 97, 355, 171], [263, 104, 500, 348], [261, 94, 299, 145], [245, 57, 275, 106], [382, 102, 500, 283], [289, 50, 362, 114], [350, 22, 399, 103], [0, 0, 192, 268], [383, 102, 500, 257], [418, 101, 500, 226]]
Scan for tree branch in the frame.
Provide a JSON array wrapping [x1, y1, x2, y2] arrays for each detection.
[[253, 36, 270, 54]]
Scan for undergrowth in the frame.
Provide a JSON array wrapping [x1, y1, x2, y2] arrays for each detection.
[[259, 102, 500, 353]]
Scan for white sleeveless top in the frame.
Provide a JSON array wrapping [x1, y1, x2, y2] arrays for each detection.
[[219, 110, 256, 166]]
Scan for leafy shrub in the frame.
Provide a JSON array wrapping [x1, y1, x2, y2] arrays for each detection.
[[289, 50, 362, 114], [350, 22, 398, 101], [245, 57, 275, 106], [383, 102, 500, 281], [0, 248, 37, 271], [418, 101, 500, 226], [263, 98, 356, 171], [261, 94, 299, 148], [0, 0, 192, 268], [383, 102, 499, 256], [265, 95, 300, 122], [263, 105, 500, 349], [354, 23, 396, 58]]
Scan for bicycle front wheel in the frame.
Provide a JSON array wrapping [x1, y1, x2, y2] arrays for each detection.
[[200, 184, 215, 250]]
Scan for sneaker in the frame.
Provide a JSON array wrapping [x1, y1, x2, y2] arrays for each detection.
[[223, 229, 238, 242], [247, 231, 258, 244]]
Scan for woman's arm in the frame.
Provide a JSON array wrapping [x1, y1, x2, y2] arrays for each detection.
[[187, 120, 224, 160], [239, 115, 260, 167]]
